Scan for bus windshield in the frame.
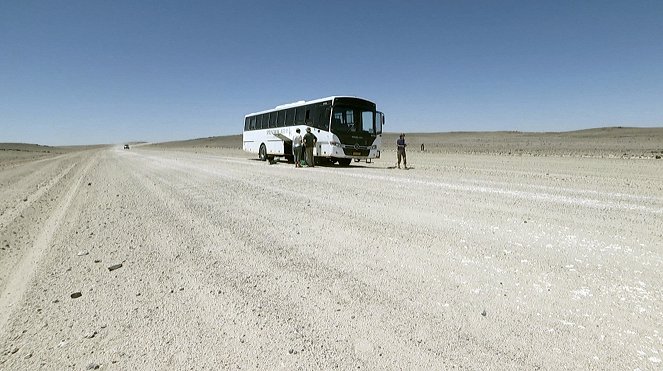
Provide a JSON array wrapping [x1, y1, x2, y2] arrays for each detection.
[[331, 106, 377, 134]]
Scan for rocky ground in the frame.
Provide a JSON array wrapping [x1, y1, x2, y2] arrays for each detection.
[[1, 131, 662, 369]]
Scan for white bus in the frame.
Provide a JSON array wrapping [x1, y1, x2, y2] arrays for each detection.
[[243, 96, 384, 166]]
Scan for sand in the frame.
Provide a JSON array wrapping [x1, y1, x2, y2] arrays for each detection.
[[1, 128, 662, 369]]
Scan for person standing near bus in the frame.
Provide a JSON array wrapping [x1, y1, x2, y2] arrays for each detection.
[[397, 133, 407, 169], [303, 127, 317, 167], [292, 128, 303, 168]]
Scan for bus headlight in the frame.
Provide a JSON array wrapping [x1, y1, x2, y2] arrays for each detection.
[[371, 145, 377, 149], [330, 141, 342, 147]]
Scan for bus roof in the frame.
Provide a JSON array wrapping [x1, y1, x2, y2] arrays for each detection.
[[245, 96, 374, 117]]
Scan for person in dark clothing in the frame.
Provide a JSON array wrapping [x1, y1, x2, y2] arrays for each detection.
[[303, 127, 317, 167], [397, 133, 407, 169]]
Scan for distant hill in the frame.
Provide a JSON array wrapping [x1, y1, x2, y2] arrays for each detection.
[[147, 135, 243, 150], [145, 127, 663, 158], [0, 143, 58, 152]]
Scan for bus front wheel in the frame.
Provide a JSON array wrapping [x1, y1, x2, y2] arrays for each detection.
[[338, 158, 352, 166], [259, 144, 267, 161]]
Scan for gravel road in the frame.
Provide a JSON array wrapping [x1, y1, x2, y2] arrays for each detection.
[[1, 145, 662, 369]]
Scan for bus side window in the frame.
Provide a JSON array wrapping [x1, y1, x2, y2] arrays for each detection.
[[305, 107, 311, 124], [277, 110, 285, 127], [286, 108, 295, 126], [319, 106, 331, 130], [296, 107, 305, 125], [250, 116, 256, 130], [268, 112, 276, 128], [257, 114, 264, 130], [245, 117, 250, 131], [312, 104, 329, 130], [262, 114, 268, 129]]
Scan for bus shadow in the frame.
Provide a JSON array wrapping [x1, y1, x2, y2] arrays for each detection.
[[248, 158, 411, 170], [385, 165, 415, 170]]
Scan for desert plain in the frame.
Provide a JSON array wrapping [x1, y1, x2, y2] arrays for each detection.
[[1, 127, 662, 369]]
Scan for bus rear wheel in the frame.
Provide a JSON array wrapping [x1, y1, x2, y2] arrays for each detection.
[[259, 144, 267, 161]]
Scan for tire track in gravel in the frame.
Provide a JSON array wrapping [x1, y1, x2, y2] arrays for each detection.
[[120, 149, 663, 369], [0, 153, 97, 333], [143, 149, 661, 368], [122, 150, 535, 368], [1, 155, 66, 208], [0, 163, 77, 230], [122, 157, 338, 367], [123, 155, 438, 367], [0, 153, 81, 305]]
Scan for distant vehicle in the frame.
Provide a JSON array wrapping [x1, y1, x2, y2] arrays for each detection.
[[123, 144, 130, 149], [243, 96, 384, 166]]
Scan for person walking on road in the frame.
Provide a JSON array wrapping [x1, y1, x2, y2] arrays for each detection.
[[397, 133, 407, 169], [292, 128, 303, 168], [303, 127, 317, 167]]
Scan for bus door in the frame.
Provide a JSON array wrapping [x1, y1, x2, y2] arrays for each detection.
[[376, 111, 384, 134]]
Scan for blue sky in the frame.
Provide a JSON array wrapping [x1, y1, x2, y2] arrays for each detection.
[[1, 0, 662, 145]]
